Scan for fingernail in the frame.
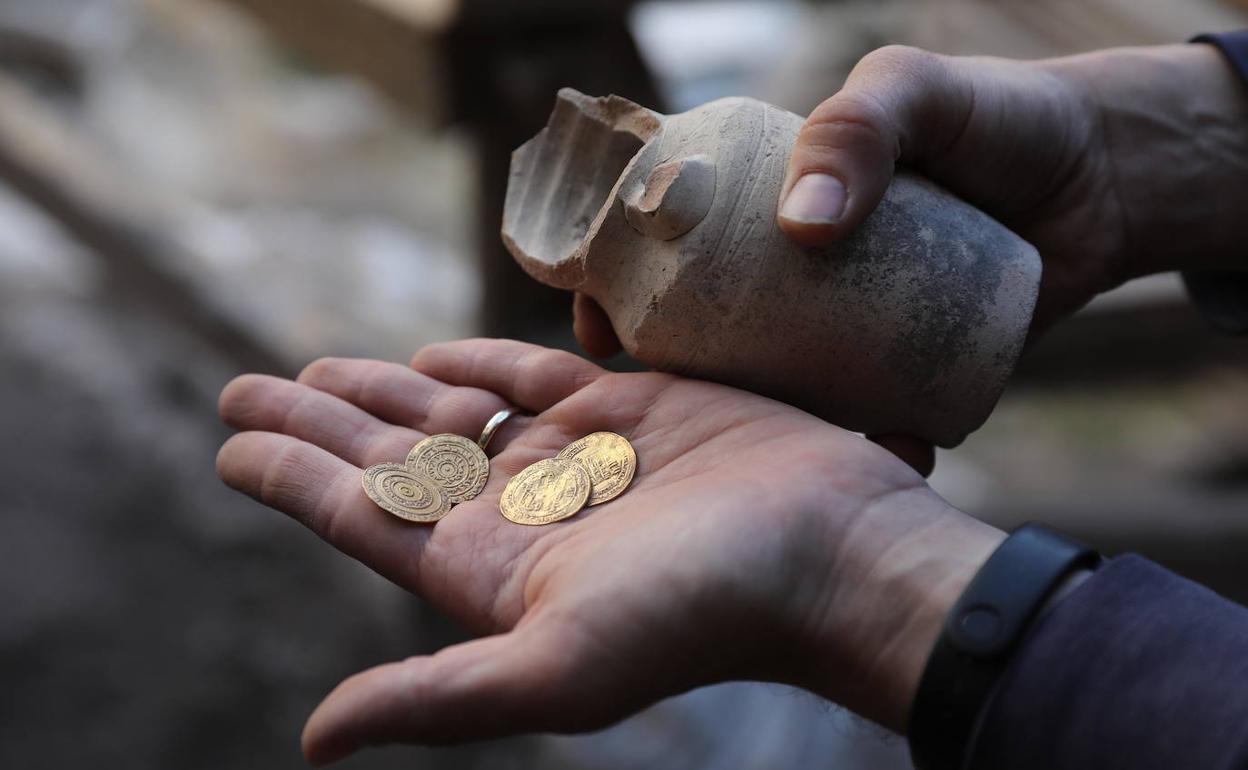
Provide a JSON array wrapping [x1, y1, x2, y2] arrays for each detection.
[[780, 173, 846, 224]]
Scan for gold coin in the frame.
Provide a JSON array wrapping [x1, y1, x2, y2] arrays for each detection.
[[406, 433, 490, 504], [500, 458, 591, 526], [362, 463, 451, 523], [556, 431, 637, 506]]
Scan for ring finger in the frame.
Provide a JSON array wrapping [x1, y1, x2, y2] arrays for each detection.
[[296, 358, 531, 456]]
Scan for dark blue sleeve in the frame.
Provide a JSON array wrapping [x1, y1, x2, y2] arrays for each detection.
[[969, 556, 1248, 769], [1194, 30, 1248, 83], [1184, 31, 1248, 335]]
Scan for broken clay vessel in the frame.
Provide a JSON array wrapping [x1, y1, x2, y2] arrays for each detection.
[[502, 89, 1041, 447]]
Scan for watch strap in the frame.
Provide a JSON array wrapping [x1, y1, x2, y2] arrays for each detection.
[[907, 523, 1100, 770]]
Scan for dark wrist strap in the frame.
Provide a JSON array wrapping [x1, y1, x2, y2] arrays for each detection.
[[907, 523, 1100, 770]]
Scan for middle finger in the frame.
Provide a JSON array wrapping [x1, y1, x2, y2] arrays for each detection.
[[219, 373, 423, 467]]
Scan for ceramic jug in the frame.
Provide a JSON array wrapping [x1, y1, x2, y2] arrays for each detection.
[[502, 89, 1040, 447]]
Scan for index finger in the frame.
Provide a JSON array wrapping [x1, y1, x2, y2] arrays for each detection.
[[216, 430, 528, 631], [216, 431, 430, 585]]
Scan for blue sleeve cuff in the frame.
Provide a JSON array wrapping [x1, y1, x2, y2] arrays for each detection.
[[969, 555, 1248, 769], [1193, 31, 1248, 88]]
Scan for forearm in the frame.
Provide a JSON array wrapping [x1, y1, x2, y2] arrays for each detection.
[[799, 494, 1248, 767], [797, 489, 1004, 731], [1056, 44, 1248, 277]]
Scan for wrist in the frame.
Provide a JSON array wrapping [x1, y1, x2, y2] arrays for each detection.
[[798, 486, 1004, 731], [1057, 44, 1248, 277]]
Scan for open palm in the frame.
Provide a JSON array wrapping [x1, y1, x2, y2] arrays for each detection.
[[217, 338, 990, 764]]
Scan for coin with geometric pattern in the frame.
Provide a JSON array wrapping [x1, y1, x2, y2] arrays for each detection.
[[362, 463, 451, 523], [406, 433, 490, 504]]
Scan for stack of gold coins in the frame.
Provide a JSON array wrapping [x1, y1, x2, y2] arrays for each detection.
[[501, 431, 637, 526], [361, 434, 489, 523]]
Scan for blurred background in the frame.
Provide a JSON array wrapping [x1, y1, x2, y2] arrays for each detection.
[[3, 0, 1248, 768]]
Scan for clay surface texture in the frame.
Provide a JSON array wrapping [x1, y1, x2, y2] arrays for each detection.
[[502, 89, 1041, 447]]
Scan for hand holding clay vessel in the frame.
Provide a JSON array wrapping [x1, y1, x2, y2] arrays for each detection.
[[502, 89, 1041, 448]]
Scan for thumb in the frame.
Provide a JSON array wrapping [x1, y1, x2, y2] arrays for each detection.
[[301, 620, 624, 764], [778, 45, 972, 246]]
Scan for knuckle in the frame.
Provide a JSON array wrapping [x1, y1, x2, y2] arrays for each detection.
[[858, 44, 938, 78], [524, 346, 567, 369], [800, 92, 895, 157], [800, 46, 948, 162], [400, 663, 435, 714], [317, 472, 357, 544], [260, 442, 319, 512], [408, 342, 444, 369], [805, 91, 889, 134], [522, 347, 593, 385], [411, 337, 487, 370]]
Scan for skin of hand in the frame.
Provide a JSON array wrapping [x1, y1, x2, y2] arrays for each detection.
[[216, 339, 1003, 765], [578, 43, 1248, 472], [777, 42, 1248, 327]]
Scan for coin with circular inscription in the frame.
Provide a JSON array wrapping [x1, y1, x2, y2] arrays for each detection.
[[406, 434, 490, 504], [362, 463, 451, 523], [556, 431, 637, 506], [500, 458, 591, 526]]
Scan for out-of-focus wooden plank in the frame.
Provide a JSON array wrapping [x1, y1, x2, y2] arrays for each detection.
[[214, 0, 453, 123], [0, 25, 82, 93], [908, 0, 1248, 57], [0, 73, 290, 375], [364, 0, 458, 29], [209, 0, 657, 339], [212, 0, 640, 127], [1013, 301, 1248, 386], [995, 0, 1248, 50]]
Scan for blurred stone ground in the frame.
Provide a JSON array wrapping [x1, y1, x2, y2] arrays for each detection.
[[0, 2, 509, 766], [3, 1, 1248, 769], [7, 0, 482, 365], [0, 182, 534, 769]]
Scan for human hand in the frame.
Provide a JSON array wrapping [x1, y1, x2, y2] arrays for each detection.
[[575, 43, 1248, 470], [778, 43, 1248, 331], [581, 43, 1248, 343], [217, 339, 1002, 764]]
